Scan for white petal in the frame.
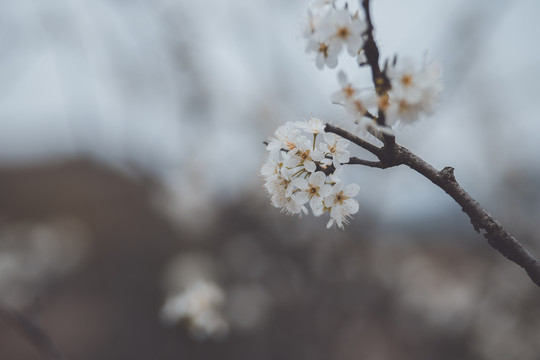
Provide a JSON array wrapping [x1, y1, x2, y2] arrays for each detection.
[[337, 151, 350, 163], [309, 171, 326, 187], [344, 183, 360, 197], [332, 182, 344, 192], [285, 198, 302, 214], [319, 184, 333, 197], [310, 150, 325, 162], [292, 178, 309, 190], [326, 218, 334, 229], [304, 160, 316, 173], [319, 142, 330, 153], [326, 54, 338, 69], [284, 155, 301, 168], [309, 197, 324, 214], [294, 192, 310, 205], [343, 199, 359, 215], [324, 194, 336, 208], [330, 91, 343, 104]]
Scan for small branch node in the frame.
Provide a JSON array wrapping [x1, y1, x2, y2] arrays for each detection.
[[439, 166, 456, 182]]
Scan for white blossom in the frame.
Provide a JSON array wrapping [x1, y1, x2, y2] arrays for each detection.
[[385, 57, 443, 126], [323, 9, 366, 57], [265, 168, 295, 207], [160, 280, 228, 339], [330, 71, 378, 131], [266, 122, 302, 153], [295, 117, 326, 135], [284, 137, 325, 173], [331, 71, 359, 104], [260, 150, 281, 178], [304, 5, 366, 69], [292, 171, 332, 216], [305, 39, 340, 70], [325, 182, 360, 229], [262, 120, 359, 228], [260, 1, 446, 231], [320, 132, 350, 168]]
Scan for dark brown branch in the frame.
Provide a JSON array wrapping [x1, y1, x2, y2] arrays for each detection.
[[326, 124, 540, 287], [348, 157, 383, 168], [325, 123, 381, 155], [361, 0, 386, 96], [361, 0, 394, 145], [0, 305, 66, 360]]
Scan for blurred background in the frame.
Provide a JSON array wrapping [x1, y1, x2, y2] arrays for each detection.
[[1, 0, 540, 359]]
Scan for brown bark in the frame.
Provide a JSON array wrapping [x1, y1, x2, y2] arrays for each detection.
[[326, 123, 540, 287]]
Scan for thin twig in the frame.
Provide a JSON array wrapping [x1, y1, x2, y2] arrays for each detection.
[[361, 0, 395, 148], [325, 124, 381, 155], [348, 157, 383, 168], [0, 305, 65, 360], [326, 123, 540, 287]]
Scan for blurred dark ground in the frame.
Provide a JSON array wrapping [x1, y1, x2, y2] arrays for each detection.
[[0, 159, 539, 360]]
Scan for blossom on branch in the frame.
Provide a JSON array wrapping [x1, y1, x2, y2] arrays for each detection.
[[261, 121, 360, 228], [261, 0, 444, 230], [304, 2, 367, 69], [293, 171, 333, 216], [324, 182, 360, 229], [320, 132, 350, 169], [385, 57, 443, 126], [295, 117, 326, 135]]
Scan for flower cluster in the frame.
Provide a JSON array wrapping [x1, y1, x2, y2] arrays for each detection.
[[331, 70, 377, 129], [304, 1, 442, 130], [161, 279, 228, 339], [330, 58, 442, 130], [304, 1, 367, 69], [384, 57, 443, 126], [260, 1, 443, 230], [261, 118, 360, 229]]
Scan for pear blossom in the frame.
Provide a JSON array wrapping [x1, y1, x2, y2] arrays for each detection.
[[330, 71, 378, 130], [324, 182, 360, 229], [292, 171, 333, 216], [295, 117, 326, 135], [385, 57, 443, 126], [331, 71, 359, 104], [265, 168, 295, 205], [266, 122, 302, 153], [261, 120, 360, 228], [284, 137, 325, 173], [260, 150, 281, 178], [160, 280, 228, 339], [327, 198, 359, 229], [282, 195, 308, 216], [305, 39, 341, 70], [323, 9, 366, 57], [304, 4, 366, 69], [320, 133, 350, 168], [261, 1, 445, 231]]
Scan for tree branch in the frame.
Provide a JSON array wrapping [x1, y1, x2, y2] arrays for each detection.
[[325, 123, 381, 156], [326, 124, 540, 287], [361, 0, 394, 145], [348, 157, 383, 168], [0, 305, 66, 360]]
